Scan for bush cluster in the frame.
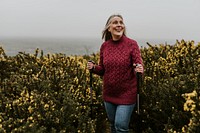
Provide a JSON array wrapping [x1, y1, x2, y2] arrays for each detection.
[[0, 39, 200, 133], [135, 40, 200, 133], [0, 48, 105, 133]]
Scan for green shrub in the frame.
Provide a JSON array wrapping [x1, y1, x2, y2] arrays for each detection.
[[0, 39, 200, 132], [0, 48, 104, 133], [134, 40, 200, 132]]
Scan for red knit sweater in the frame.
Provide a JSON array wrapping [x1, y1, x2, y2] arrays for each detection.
[[93, 35, 143, 105]]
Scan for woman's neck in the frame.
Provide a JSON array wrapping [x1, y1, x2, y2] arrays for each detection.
[[112, 35, 123, 41]]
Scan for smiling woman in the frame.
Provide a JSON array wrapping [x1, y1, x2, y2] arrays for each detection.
[[109, 20, 124, 39], [107, 15, 125, 41], [102, 14, 126, 42], [87, 14, 144, 133]]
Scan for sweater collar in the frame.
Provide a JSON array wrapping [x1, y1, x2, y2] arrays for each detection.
[[111, 35, 125, 44]]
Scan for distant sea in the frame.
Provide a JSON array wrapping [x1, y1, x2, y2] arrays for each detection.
[[0, 37, 176, 56]]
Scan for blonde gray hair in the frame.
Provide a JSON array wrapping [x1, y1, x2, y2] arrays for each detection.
[[102, 14, 126, 41]]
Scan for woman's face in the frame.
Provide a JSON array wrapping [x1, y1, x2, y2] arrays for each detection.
[[108, 16, 125, 40]]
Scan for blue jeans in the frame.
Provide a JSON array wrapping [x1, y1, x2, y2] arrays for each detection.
[[104, 101, 135, 133]]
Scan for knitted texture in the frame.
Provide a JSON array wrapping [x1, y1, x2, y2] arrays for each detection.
[[93, 36, 143, 104]]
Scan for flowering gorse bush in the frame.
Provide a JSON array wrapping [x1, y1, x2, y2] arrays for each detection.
[[181, 89, 200, 133], [0, 47, 104, 133], [1, 39, 200, 133]]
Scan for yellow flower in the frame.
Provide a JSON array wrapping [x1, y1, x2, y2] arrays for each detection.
[[184, 90, 197, 97], [28, 106, 33, 113], [182, 127, 185, 132], [44, 104, 49, 110]]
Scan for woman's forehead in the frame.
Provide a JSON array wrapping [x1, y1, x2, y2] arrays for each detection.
[[109, 16, 123, 24], [111, 16, 123, 21]]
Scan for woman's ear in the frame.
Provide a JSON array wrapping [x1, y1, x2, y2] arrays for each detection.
[[108, 28, 111, 32]]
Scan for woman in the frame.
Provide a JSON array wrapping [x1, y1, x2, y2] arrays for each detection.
[[87, 14, 144, 133]]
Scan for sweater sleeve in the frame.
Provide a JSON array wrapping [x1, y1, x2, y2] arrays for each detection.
[[92, 44, 105, 76], [131, 41, 143, 66]]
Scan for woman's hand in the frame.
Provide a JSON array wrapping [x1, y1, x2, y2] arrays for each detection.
[[133, 63, 144, 73]]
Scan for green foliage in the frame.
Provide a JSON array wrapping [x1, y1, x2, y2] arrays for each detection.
[[135, 40, 200, 132], [181, 90, 200, 133], [0, 47, 104, 133], [0, 39, 200, 132]]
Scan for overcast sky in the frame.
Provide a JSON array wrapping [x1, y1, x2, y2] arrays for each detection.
[[0, 0, 200, 42]]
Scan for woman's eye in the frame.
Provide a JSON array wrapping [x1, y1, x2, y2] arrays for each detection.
[[113, 21, 118, 24], [112, 21, 124, 25]]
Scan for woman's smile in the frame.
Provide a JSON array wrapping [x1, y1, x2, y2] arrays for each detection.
[[108, 16, 125, 41]]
